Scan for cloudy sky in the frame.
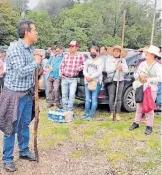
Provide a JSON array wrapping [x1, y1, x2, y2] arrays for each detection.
[[28, 0, 161, 10], [28, 0, 39, 9]]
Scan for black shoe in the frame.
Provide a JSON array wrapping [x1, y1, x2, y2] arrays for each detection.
[[145, 126, 152, 135], [3, 162, 18, 172], [19, 151, 36, 161], [56, 104, 62, 109], [129, 122, 139, 131]]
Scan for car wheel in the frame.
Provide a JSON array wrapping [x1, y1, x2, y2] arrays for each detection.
[[122, 86, 136, 112]]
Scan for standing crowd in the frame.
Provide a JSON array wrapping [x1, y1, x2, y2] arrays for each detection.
[[0, 20, 161, 172]]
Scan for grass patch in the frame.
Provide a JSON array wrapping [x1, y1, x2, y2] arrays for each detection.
[[55, 126, 69, 136], [72, 150, 85, 160], [106, 153, 127, 164], [147, 138, 161, 150]]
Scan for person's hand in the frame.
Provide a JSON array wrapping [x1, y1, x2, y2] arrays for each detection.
[[85, 76, 93, 82], [139, 75, 147, 83], [116, 65, 123, 71]]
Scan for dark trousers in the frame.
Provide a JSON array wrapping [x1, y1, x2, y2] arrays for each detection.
[[107, 81, 124, 113], [47, 77, 61, 105]]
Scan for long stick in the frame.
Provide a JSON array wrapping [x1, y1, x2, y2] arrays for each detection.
[[113, 10, 126, 121], [34, 68, 39, 162], [150, 0, 157, 45]]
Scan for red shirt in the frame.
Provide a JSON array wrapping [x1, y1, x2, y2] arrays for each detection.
[[60, 53, 85, 78]]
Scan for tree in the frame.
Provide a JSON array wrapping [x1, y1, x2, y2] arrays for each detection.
[[27, 11, 55, 49], [8, 0, 29, 15], [0, 2, 19, 45]]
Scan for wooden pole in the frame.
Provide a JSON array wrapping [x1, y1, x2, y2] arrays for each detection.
[[113, 10, 126, 121], [34, 68, 39, 162], [150, 0, 157, 45]]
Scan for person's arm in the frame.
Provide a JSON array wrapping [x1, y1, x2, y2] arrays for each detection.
[[59, 57, 65, 77], [91, 60, 104, 79], [134, 62, 144, 79], [78, 54, 85, 71], [11, 49, 38, 77], [147, 65, 162, 84], [83, 60, 89, 77]]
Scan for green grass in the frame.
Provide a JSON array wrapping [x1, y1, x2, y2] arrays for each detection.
[[72, 150, 85, 160], [36, 100, 161, 173]]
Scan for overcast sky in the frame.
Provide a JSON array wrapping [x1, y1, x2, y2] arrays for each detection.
[[28, 0, 161, 10], [28, 0, 39, 9]]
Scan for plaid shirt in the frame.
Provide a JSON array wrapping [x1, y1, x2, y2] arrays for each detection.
[[4, 39, 38, 91], [60, 53, 85, 78]]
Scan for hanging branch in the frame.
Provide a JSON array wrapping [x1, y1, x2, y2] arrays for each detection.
[[150, 0, 157, 45], [34, 68, 39, 162], [113, 10, 126, 121]]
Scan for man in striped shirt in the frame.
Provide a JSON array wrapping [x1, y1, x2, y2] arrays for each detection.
[[60, 41, 85, 111], [2, 20, 42, 172]]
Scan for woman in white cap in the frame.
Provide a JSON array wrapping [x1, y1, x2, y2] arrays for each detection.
[[105, 45, 129, 120], [129, 45, 162, 135]]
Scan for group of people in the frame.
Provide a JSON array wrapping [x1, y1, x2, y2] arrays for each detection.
[[0, 19, 161, 172], [40, 42, 129, 121]]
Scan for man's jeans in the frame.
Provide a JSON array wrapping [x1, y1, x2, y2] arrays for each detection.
[[3, 95, 32, 163], [61, 77, 77, 111], [85, 83, 101, 117]]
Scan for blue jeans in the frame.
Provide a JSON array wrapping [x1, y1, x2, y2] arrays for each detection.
[[85, 83, 101, 117], [61, 78, 78, 111], [156, 82, 162, 106], [3, 95, 32, 163]]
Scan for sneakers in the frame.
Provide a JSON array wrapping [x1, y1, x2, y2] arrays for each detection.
[[145, 126, 152, 135], [19, 151, 36, 161], [129, 122, 139, 131], [81, 112, 89, 119], [3, 162, 18, 172]]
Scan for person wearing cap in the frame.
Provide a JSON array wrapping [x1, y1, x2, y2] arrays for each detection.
[[60, 41, 85, 111], [129, 45, 162, 135], [105, 45, 129, 120]]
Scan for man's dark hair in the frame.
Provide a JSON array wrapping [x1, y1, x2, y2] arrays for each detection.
[[51, 45, 57, 50], [91, 46, 99, 52], [56, 45, 64, 50], [18, 20, 35, 39], [101, 46, 107, 51]]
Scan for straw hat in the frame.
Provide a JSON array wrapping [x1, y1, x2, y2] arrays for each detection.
[[108, 45, 127, 58]]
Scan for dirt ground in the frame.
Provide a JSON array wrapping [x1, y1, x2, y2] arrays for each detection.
[[0, 100, 161, 175]]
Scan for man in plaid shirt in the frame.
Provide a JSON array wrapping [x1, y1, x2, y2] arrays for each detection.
[[2, 20, 42, 172], [60, 41, 85, 111]]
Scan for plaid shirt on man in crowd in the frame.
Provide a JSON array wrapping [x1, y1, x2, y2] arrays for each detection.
[[60, 53, 85, 78], [4, 39, 38, 91]]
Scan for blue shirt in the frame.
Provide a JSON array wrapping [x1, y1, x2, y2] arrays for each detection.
[[4, 39, 38, 91], [46, 55, 64, 79]]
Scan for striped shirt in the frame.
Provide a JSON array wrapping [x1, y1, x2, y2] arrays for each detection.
[[60, 53, 85, 78], [4, 39, 38, 91]]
